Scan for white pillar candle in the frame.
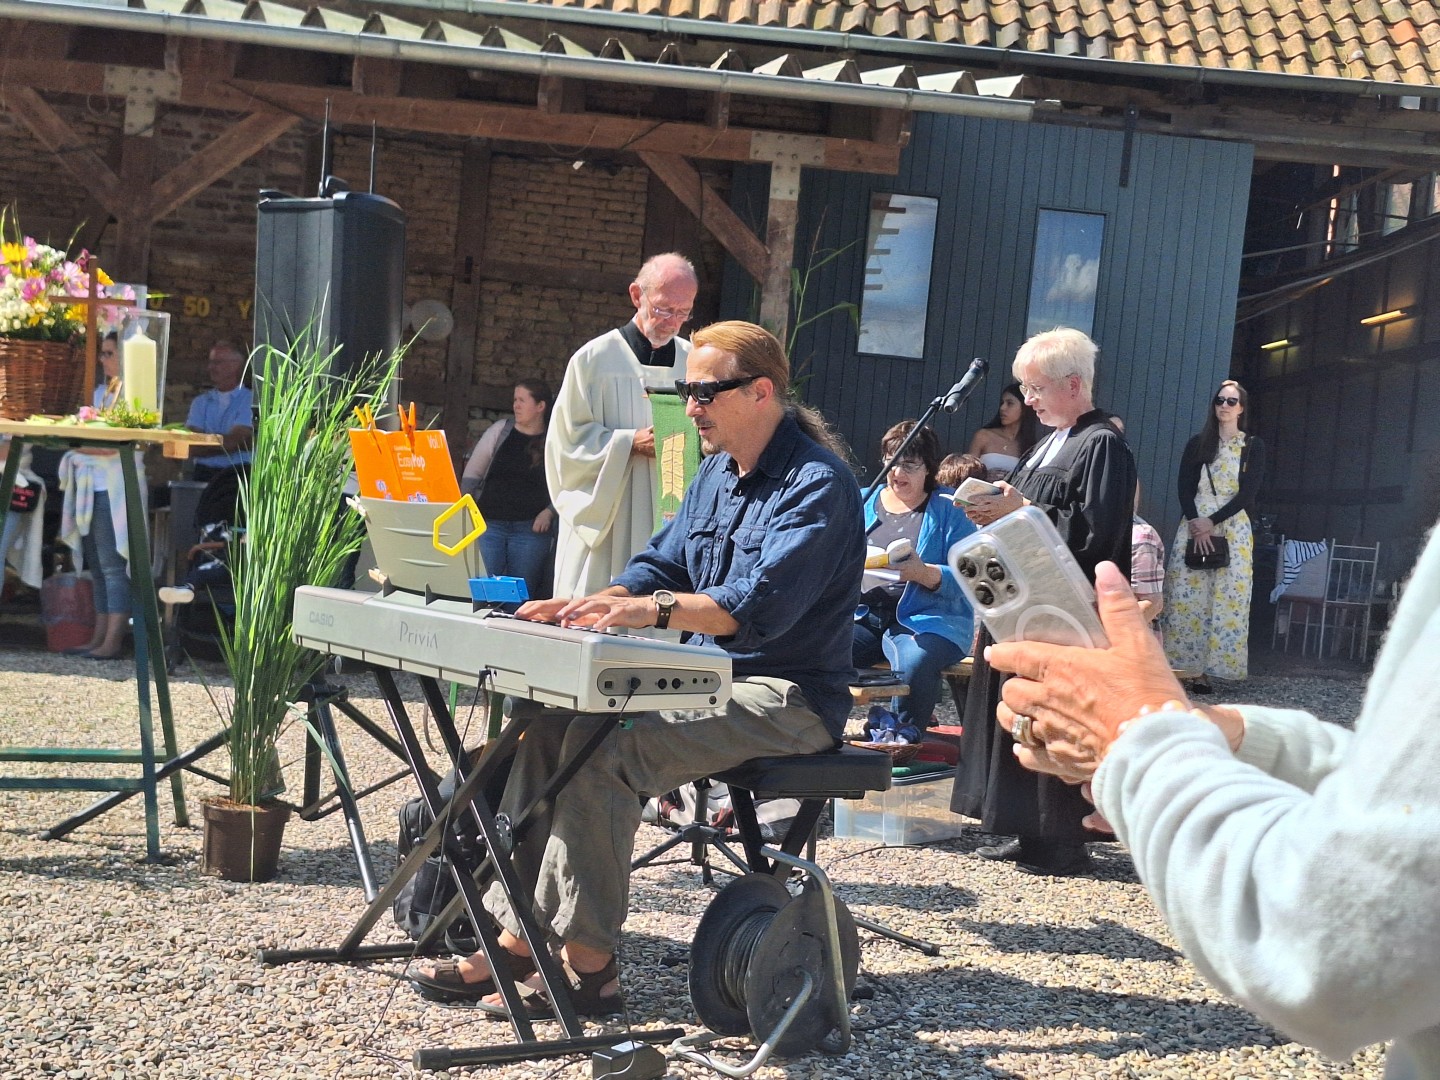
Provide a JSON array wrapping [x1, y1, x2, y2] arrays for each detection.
[[121, 327, 158, 413]]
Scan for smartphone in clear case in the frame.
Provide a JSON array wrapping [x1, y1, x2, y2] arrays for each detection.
[[946, 505, 1109, 648]]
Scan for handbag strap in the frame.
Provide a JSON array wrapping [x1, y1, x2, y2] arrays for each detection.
[[1204, 461, 1216, 498]]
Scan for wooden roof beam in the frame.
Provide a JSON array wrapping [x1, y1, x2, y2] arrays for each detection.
[[637, 150, 769, 284], [148, 109, 299, 221], [1, 86, 126, 219], [352, 56, 404, 98], [537, 74, 585, 115], [191, 78, 902, 173]]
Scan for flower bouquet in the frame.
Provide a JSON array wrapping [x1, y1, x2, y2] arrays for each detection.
[[0, 209, 126, 419]]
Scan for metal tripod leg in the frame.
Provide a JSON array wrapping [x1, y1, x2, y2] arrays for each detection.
[[298, 680, 380, 901]]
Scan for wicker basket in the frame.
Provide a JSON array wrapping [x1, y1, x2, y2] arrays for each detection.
[[846, 740, 922, 767], [0, 338, 84, 419]]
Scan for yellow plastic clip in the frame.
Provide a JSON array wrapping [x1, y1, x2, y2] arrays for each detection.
[[432, 494, 486, 555]]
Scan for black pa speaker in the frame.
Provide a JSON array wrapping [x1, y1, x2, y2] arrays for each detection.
[[253, 191, 406, 382]]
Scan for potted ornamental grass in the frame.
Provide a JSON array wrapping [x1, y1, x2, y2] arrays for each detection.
[[201, 338, 402, 881]]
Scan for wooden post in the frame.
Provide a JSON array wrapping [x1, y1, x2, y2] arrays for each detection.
[[111, 134, 156, 282], [759, 161, 802, 348], [443, 142, 491, 465]]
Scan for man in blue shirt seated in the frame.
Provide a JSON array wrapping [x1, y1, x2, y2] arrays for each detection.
[[185, 341, 253, 483], [408, 320, 864, 1018]]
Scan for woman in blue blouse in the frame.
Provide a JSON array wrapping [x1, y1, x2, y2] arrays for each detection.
[[854, 421, 977, 732]]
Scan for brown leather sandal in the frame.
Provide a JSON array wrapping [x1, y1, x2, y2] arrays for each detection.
[[408, 950, 538, 1003], [477, 957, 625, 1020]]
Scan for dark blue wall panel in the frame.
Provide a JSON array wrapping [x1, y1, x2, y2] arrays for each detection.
[[724, 113, 1252, 532]]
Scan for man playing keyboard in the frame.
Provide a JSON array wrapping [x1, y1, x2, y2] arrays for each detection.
[[409, 320, 864, 1018]]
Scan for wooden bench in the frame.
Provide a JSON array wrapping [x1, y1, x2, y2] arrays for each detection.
[[849, 656, 974, 705]]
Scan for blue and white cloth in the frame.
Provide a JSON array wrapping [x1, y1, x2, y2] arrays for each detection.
[[1270, 539, 1328, 604]]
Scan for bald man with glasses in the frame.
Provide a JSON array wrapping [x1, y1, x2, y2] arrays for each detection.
[[546, 252, 699, 599]]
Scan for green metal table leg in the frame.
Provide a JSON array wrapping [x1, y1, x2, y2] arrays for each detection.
[[120, 448, 182, 858]]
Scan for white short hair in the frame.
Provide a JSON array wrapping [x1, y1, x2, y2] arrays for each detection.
[[1013, 327, 1097, 395], [634, 252, 698, 293]]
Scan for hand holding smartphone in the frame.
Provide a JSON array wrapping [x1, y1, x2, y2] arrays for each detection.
[[946, 505, 1109, 648]]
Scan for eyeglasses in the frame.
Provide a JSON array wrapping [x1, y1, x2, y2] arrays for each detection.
[[1214, 395, 1241, 407], [645, 295, 693, 322], [674, 375, 759, 405], [886, 459, 925, 475], [1018, 374, 1075, 398]]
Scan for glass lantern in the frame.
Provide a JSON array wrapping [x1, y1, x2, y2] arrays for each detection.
[[119, 309, 170, 421]]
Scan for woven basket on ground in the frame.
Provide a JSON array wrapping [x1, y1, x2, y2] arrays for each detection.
[[0, 339, 84, 419]]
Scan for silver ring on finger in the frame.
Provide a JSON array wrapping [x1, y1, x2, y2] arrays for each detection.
[[1012, 713, 1043, 750]]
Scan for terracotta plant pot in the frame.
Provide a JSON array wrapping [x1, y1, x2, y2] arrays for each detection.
[[200, 798, 290, 882]]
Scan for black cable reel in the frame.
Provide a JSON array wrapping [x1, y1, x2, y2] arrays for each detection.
[[688, 870, 860, 1058]]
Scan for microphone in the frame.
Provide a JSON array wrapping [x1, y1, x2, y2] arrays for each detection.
[[941, 357, 989, 412]]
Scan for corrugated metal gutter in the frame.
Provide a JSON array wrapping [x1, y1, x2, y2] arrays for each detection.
[[0, 0, 1036, 122], [386, 0, 1440, 101]]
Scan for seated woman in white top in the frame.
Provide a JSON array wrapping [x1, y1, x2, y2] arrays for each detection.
[[966, 380, 1043, 481]]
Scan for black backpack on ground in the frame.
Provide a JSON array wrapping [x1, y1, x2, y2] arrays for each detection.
[[392, 792, 483, 951], [391, 747, 513, 950]]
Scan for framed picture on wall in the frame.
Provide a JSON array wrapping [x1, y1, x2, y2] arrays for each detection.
[[1025, 209, 1105, 338]]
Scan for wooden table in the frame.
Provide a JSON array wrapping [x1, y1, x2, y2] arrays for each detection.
[[0, 420, 223, 859]]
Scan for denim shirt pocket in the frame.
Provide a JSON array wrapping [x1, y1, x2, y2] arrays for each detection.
[[728, 523, 767, 580], [685, 515, 720, 585]]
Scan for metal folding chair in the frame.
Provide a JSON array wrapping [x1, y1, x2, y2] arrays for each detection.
[[1322, 541, 1381, 661]]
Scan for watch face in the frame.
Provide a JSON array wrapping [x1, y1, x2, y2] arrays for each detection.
[[655, 590, 676, 609]]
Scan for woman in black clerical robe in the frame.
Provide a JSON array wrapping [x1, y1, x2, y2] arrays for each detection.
[[950, 327, 1137, 876]]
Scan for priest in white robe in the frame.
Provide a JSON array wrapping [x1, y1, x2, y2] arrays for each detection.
[[547, 253, 699, 598]]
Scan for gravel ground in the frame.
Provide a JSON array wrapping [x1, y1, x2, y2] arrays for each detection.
[[0, 644, 1381, 1080]]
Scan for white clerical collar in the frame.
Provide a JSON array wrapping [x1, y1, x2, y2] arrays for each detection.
[[1036, 427, 1072, 468]]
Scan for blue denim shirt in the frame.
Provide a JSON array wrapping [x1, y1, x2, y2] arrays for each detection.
[[613, 413, 864, 736]]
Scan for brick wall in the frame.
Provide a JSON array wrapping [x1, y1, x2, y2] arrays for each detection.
[[1, 102, 733, 456]]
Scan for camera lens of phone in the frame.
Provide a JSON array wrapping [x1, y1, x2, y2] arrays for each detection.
[[957, 557, 978, 579], [985, 559, 1006, 582], [974, 582, 995, 607], [1004, 582, 1019, 598]]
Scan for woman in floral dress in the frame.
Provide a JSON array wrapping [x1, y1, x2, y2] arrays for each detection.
[[1164, 379, 1266, 693]]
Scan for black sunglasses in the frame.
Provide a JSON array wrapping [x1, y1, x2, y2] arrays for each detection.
[[1214, 395, 1241, 407], [674, 375, 760, 405]]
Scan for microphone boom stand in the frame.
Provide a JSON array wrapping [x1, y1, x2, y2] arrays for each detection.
[[862, 374, 988, 502]]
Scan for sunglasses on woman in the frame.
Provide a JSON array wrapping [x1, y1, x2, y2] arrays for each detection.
[[674, 375, 759, 405], [1214, 395, 1241, 407]]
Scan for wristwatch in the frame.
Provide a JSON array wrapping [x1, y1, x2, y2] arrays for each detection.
[[653, 590, 677, 630]]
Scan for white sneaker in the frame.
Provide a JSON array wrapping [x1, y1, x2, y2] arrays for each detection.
[[158, 585, 195, 605]]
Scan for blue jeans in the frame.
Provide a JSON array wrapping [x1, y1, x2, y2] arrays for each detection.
[[852, 621, 964, 730], [478, 518, 553, 601], [81, 491, 131, 616], [0, 508, 21, 570]]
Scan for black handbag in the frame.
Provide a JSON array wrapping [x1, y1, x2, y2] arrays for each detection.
[[1184, 462, 1230, 569], [1184, 535, 1229, 570]]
